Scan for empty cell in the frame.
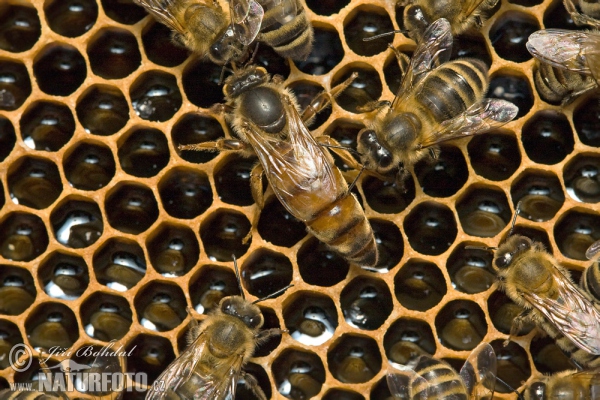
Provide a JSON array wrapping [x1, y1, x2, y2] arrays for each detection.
[[147, 223, 199, 277], [105, 183, 159, 234], [63, 141, 116, 190], [93, 238, 146, 291], [0, 3, 40, 52], [76, 85, 129, 136]]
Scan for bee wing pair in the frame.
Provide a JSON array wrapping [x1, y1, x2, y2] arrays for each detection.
[[387, 342, 496, 399], [395, 18, 518, 149]]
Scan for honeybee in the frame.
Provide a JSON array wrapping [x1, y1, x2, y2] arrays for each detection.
[[387, 342, 497, 399], [180, 65, 379, 267], [145, 260, 289, 399], [527, 29, 600, 104], [134, 0, 312, 65], [583, 239, 600, 303], [522, 369, 600, 400], [331, 18, 518, 189], [564, 0, 600, 28], [399, 0, 499, 42]]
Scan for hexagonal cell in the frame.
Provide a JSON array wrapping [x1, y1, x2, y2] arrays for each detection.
[[258, 198, 306, 247], [93, 238, 147, 291], [414, 145, 468, 197], [68, 342, 125, 396], [510, 169, 565, 222], [362, 175, 415, 214], [0, 265, 36, 315], [76, 84, 129, 136], [0, 116, 16, 161], [44, 0, 98, 38], [158, 168, 213, 219], [371, 219, 403, 272], [554, 209, 600, 260], [241, 249, 293, 299], [297, 238, 349, 287], [235, 362, 272, 400], [0, 212, 49, 262], [272, 349, 326, 400], [214, 154, 256, 206], [200, 210, 251, 262], [253, 42, 291, 80], [117, 127, 169, 178], [147, 223, 199, 277], [573, 93, 600, 147], [63, 141, 116, 190], [20, 100, 75, 151], [134, 281, 187, 332], [289, 81, 331, 129], [0, 59, 31, 111], [489, 340, 531, 393], [435, 300, 487, 351], [33, 44, 86, 96], [173, 113, 225, 164], [81, 292, 132, 341], [38, 251, 89, 300], [25, 302, 79, 349], [333, 63, 382, 113], [328, 334, 381, 384], [544, 0, 582, 29], [105, 183, 159, 234], [564, 153, 600, 203], [344, 6, 394, 57], [487, 290, 535, 336], [486, 71, 533, 120], [101, 0, 146, 24], [7, 156, 62, 209], [125, 334, 175, 385], [447, 243, 495, 294], [0, 3, 40, 52], [323, 389, 364, 400], [403, 202, 457, 256], [50, 198, 103, 249], [370, 376, 393, 400], [189, 265, 239, 314], [340, 276, 392, 330], [182, 60, 224, 108], [383, 318, 436, 367], [141, 21, 189, 67], [489, 12, 539, 63], [130, 70, 182, 122], [530, 335, 577, 374], [467, 132, 521, 181], [283, 291, 337, 346], [452, 32, 492, 67], [0, 319, 23, 369], [456, 186, 511, 238], [522, 111, 574, 165], [306, 0, 348, 16], [394, 259, 446, 311], [296, 25, 344, 75], [88, 28, 141, 79]]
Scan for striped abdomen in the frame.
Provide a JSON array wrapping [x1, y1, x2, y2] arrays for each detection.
[[582, 260, 600, 303], [533, 62, 597, 104], [414, 58, 489, 127], [410, 357, 468, 400]]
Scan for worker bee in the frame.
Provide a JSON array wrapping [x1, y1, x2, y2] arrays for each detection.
[[133, 0, 312, 65], [522, 369, 600, 400], [582, 239, 600, 303], [331, 18, 518, 189], [180, 65, 379, 268], [564, 0, 600, 28], [387, 342, 497, 399], [145, 260, 289, 399], [399, 0, 499, 42], [493, 210, 600, 366], [526, 29, 600, 104]]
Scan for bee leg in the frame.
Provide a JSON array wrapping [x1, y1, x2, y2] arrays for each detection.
[[240, 371, 267, 400], [243, 163, 266, 244], [315, 135, 364, 171], [185, 308, 202, 344], [177, 139, 249, 153], [507, 311, 530, 345], [255, 328, 285, 344], [357, 100, 392, 113], [300, 72, 358, 123], [389, 45, 410, 77]]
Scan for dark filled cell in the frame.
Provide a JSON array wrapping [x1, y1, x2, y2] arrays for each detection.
[[76, 85, 129, 136], [296, 26, 343, 75], [0, 320, 23, 368], [0, 266, 36, 315], [394, 260, 446, 311], [125, 334, 175, 384], [297, 238, 349, 287], [0, 117, 16, 161], [93, 238, 146, 291], [490, 340, 532, 393], [272, 349, 325, 400], [25, 303, 78, 349], [80, 292, 132, 341], [522, 111, 574, 165], [487, 73, 533, 119], [0, 212, 49, 262], [383, 52, 405, 95], [20, 101, 75, 151], [414, 145, 469, 197], [142, 22, 189, 67], [214, 155, 256, 206], [241, 249, 293, 298], [333, 64, 382, 113], [489, 13, 539, 63], [118, 128, 169, 178], [8, 156, 62, 209], [130, 71, 182, 122], [33, 44, 86, 96], [101, 0, 146, 24], [371, 219, 403, 273], [488, 291, 535, 336], [105, 183, 159, 234], [189, 265, 239, 315], [306, 0, 349, 16], [468, 133, 521, 181], [258, 199, 306, 247], [452, 33, 492, 67], [158, 168, 213, 219], [544, 0, 581, 30], [435, 300, 487, 351], [38, 252, 89, 300], [283, 291, 338, 346], [404, 202, 457, 256], [554, 209, 600, 260], [530, 336, 577, 374], [173, 113, 225, 164], [344, 8, 394, 57], [200, 210, 251, 261], [234, 363, 272, 400], [289, 81, 331, 129], [564, 154, 600, 203], [147, 224, 200, 277], [0, 59, 31, 111], [383, 318, 436, 367], [447, 243, 496, 294], [0, 3, 41, 52], [511, 170, 565, 222], [88, 28, 141, 79], [182, 60, 224, 108], [134, 281, 187, 332], [573, 93, 600, 147], [50, 199, 103, 249], [253, 44, 290, 79], [64, 141, 116, 190], [362, 175, 415, 214], [44, 0, 97, 38], [327, 334, 382, 383], [340, 276, 392, 330], [456, 186, 511, 238]]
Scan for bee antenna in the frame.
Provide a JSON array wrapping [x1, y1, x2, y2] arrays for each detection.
[[508, 201, 523, 238], [246, 41, 260, 66], [318, 143, 363, 157], [347, 164, 365, 194], [232, 255, 245, 300], [494, 375, 524, 400], [252, 284, 294, 304], [464, 245, 498, 252], [363, 30, 407, 41]]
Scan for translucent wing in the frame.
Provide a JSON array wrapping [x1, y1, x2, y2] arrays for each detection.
[[229, 0, 264, 44], [459, 342, 496, 400], [133, 0, 187, 35], [146, 332, 243, 400], [527, 29, 600, 81], [387, 363, 428, 400], [461, 0, 498, 22], [393, 18, 453, 108], [523, 269, 600, 355], [586, 240, 600, 261], [240, 98, 341, 218], [419, 99, 518, 148]]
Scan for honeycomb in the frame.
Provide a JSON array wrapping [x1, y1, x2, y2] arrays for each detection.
[[0, 0, 599, 398]]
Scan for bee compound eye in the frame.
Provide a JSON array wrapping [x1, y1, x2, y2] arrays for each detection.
[[494, 252, 511, 269]]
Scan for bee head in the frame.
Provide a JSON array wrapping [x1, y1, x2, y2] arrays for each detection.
[[494, 235, 532, 270], [224, 66, 268, 98], [356, 129, 394, 174], [219, 296, 264, 329]]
